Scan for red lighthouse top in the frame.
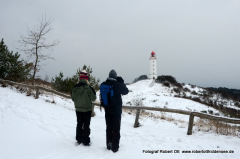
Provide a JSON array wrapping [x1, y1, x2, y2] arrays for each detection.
[[150, 51, 156, 58]]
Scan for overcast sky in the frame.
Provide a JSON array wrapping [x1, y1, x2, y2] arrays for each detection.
[[1, 0, 240, 89]]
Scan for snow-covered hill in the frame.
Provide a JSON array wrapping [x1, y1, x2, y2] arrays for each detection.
[[123, 80, 240, 120], [0, 83, 240, 159], [97, 80, 222, 122]]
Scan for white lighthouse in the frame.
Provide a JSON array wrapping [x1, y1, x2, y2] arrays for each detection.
[[149, 51, 157, 79]]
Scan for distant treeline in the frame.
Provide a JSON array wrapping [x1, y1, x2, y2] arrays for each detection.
[[206, 87, 240, 101]]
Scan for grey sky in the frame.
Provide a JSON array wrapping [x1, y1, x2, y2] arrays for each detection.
[[1, 0, 240, 89]]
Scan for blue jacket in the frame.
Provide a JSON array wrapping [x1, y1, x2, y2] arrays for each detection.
[[101, 77, 129, 114]]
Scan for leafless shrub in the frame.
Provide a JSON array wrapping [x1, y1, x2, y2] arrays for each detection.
[[132, 97, 143, 106], [17, 87, 28, 94], [195, 119, 240, 137]]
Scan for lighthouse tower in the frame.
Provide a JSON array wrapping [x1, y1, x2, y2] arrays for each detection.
[[149, 51, 157, 79]]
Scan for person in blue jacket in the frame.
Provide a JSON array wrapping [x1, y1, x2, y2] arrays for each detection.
[[100, 69, 129, 152]]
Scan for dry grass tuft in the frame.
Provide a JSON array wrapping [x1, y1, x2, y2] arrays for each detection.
[[194, 118, 240, 137]]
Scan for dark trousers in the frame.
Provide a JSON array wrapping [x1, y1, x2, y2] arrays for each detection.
[[105, 112, 121, 150], [76, 111, 92, 144]]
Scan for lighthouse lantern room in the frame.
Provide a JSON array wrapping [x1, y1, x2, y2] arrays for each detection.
[[149, 51, 157, 79]]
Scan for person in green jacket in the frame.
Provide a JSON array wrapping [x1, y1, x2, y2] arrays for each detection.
[[71, 70, 96, 146]]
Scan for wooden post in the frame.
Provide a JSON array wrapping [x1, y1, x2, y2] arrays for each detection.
[[91, 105, 95, 117], [35, 86, 39, 99], [134, 109, 141, 128], [187, 113, 194, 135]]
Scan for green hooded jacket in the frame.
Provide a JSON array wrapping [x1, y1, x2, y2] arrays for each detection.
[[71, 79, 96, 112]]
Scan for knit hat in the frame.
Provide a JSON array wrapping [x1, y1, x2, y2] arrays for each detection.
[[79, 70, 89, 80], [109, 69, 117, 79]]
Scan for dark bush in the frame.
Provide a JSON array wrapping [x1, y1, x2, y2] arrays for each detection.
[[0, 39, 32, 82], [173, 86, 240, 118], [156, 75, 177, 85], [234, 102, 240, 107], [218, 105, 224, 110], [183, 87, 190, 92], [202, 92, 209, 98], [138, 75, 148, 80], [192, 91, 198, 95], [51, 65, 100, 94], [1, 83, 7, 87], [173, 88, 181, 93], [208, 100, 214, 106], [192, 97, 201, 103], [208, 110, 213, 114], [191, 85, 196, 88], [175, 83, 183, 88], [206, 87, 240, 102], [132, 75, 148, 83], [163, 82, 170, 87]]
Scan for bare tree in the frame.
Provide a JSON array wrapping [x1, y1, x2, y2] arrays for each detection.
[[17, 14, 60, 85]]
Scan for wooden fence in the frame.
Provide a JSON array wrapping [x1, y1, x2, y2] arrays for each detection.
[[1, 78, 240, 135]]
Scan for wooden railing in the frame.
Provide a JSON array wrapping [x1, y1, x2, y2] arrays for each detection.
[[1, 78, 240, 135]]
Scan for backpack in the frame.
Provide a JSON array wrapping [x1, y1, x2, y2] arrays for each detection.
[[100, 83, 114, 108]]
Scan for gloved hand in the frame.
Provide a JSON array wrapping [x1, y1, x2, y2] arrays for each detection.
[[117, 76, 124, 83]]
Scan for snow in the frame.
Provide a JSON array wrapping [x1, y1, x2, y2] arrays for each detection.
[[0, 83, 240, 159], [118, 80, 221, 122]]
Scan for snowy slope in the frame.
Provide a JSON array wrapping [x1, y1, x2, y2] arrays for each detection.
[[0, 85, 240, 159], [123, 80, 218, 113], [96, 80, 221, 122]]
